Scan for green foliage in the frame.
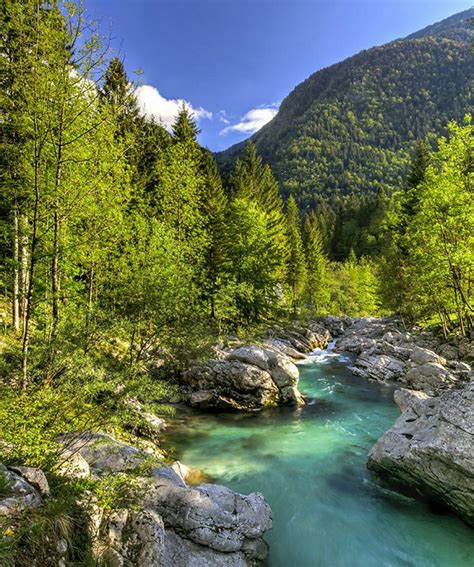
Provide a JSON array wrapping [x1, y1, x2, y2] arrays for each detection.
[[0, 472, 11, 497], [0, 382, 103, 470], [230, 142, 288, 275], [0, 2, 405, 565], [377, 116, 473, 335], [201, 150, 228, 319], [0, 474, 100, 567], [224, 198, 283, 324], [218, 11, 473, 263], [401, 117, 473, 332], [303, 213, 331, 312], [285, 196, 307, 311], [92, 472, 151, 512], [327, 256, 380, 317]]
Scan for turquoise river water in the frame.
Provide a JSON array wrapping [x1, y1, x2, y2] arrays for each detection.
[[166, 348, 474, 566]]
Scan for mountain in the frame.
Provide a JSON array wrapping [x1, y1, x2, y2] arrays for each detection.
[[218, 8, 474, 209], [406, 8, 473, 42]]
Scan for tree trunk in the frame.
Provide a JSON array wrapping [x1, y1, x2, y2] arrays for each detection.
[[21, 167, 40, 390], [50, 103, 64, 343], [51, 208, 60, 340], [12, 206, 20, 333], [87, 267, 94, 309], [20, 214, 29, 331]]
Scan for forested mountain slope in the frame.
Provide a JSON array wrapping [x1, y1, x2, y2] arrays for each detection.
[[218, 8, 474, 209]]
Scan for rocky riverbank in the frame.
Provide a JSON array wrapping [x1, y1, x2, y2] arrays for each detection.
[[368, 382, 474, 527], [335, 317, 472, 395], [0, 432, 272, 566], [2, 316, 472, 566], [181, 315, 472, 411], [335, 317, 473, 528]]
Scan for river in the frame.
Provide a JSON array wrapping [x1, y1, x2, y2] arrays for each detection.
[[165, 347, 474, 566]]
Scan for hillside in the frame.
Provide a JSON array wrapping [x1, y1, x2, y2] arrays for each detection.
[[218, 8, 474, 208]]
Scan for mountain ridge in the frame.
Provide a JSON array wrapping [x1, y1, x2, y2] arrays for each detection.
[[217, 8, 474, 207]]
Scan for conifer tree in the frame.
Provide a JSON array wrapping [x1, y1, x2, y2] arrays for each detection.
[[224, 198, 281, 323], [172, 104, 200, 143], [230, 142, 263, 200], [100, 57, 140, 139], [285, 196, 307, 313], [201, 150, 228, 318], [155, 108, 208, 278], [230, 142, 287, 276], [304, 213, 330, 312], [400, 139, 431, 234], [383, 139, 432, 320]]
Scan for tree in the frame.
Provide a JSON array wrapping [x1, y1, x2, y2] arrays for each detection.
[[230, 142, 287, 278], [404, 117, 473, 334], [1, 1, 130, 386], [303, 213, 330, 312], [230, 142, 263, 200], [400, 138, 431, 235], [285, 196, 307, 313], [100, 57, 140, 139], [154, 109, 208, 272], [224, 198, 282, 324], [378, 140, 432, 320], [200, 150, 228, 319]]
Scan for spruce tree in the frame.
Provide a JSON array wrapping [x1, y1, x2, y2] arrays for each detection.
[[172, 105, 200, 143], [230, 142, 287, 276], [400, 139, 431, 228], [155, 108, 207, 272], [230, 142, 263, 200], [304, 213, 330, 313], [201, 150, 228, 318], [285, 196, 307, 313], [224, 198, 281, 324], [100, 57, 140, 138]]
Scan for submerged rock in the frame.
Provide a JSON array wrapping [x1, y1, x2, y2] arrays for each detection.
[[368, 381, 474, 527]]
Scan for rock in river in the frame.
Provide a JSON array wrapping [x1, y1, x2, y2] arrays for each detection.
[[368, 381, 474, 527], [184, 345, 304, 411]]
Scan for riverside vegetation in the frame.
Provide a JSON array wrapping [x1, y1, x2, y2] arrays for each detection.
[[0, 1, 473, 565]]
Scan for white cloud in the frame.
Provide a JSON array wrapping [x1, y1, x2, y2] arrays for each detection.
[[135, 84, 212, 131], [220, 105, 279, 135], [218, 110, 230, 124]]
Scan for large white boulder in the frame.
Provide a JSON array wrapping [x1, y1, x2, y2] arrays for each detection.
[[368, 381, 474, 527]]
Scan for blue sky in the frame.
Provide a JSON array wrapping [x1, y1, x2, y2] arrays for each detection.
[[83, 0, 473, 151]]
